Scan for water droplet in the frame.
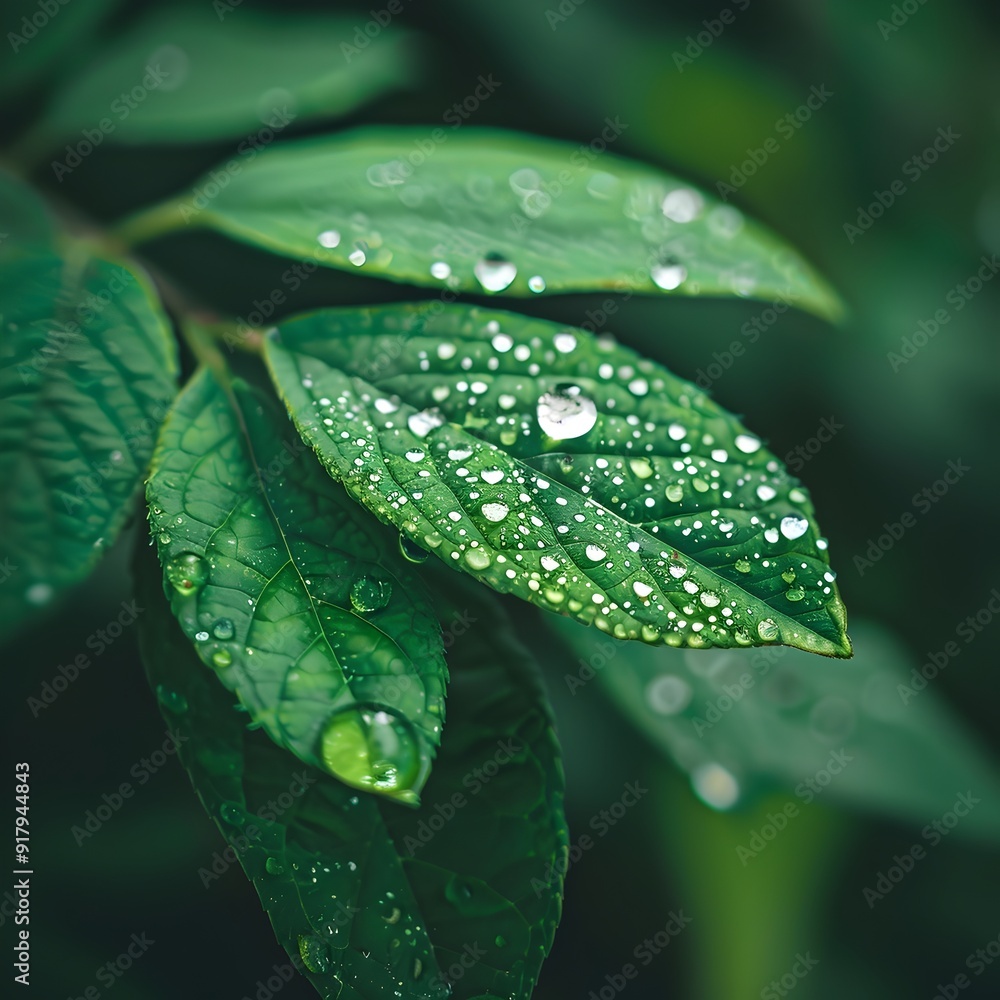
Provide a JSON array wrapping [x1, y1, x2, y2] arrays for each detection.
[[398, 535, 429, 563], [465, 548, 491, 570], [158, 532, 171, 545], [166, 553, 208, 596], [156, 685, 188, 714], [780, 515, 809, 540], [407, 409, 444, 438], [756, 485, 777, 502], [265, 856, 285, 875], [349, 245, 367, 266], [785, 587, 806, 602], [734, 557, 751, 573], [645, 675, 692, 715], [734, 434, 761, 454], [665, 483, 683, 502], [474, 253, 517, 292], [298, 935, 330, 974], [220, 801, 244, 826], [700, 591, 721, 608], [25, 582, 54, 606], [536, 388, 597, 440], [212, 649, 232, 669], [320, 705, 423, 799], [690, 763, 740, 810], [480, 501, 509, 522], [757, 619, 779, 641], [350, 575, 391, 612], [781, 568, 797, 584], [318, 230, 341, 248], [633, 580, 654, 598], [668, 557, 688, 579], [209, 618, 234, 640], [430, 261, 451, 280], [651, 256, 687, 290], [661, 188, 704, 223], [585, 544, 607, 562], [481, 468, 504, 485], [528, 275, 546, 292]]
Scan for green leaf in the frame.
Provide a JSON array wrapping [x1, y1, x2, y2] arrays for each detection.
[[550, 614, 1000, 838], [127, 126, 843, 320], [0, 247, 176, 643], [0, 0, 119, 98], [137, 550, 567, 1000], [37, 9, 421, 147], [263, 303, 851, 658], [0, 169, 56, 257], [145, 368, 447, 805]]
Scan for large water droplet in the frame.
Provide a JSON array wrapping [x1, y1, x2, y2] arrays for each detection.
[[407, 409, 444, 438], [465, 548, 491, 570], [350, 575, 391, 612], [317, 229, 341, 248], [757, 618, 779, 641], [298, 935, 330, 974], [536, 387, 597, 440], [212, 617, 235, 640], [320, 704, 423, 801], [780, 515, 809, 540], [734, 434, 761, 454], [399, 535, 429, 563], [661, 188, 704, 223], [474, 253, 517, 292], [480, 502, 509, 522], [585, 544, 607, 561], [166, 553, 208, 596], [265, 856, 285, 875]]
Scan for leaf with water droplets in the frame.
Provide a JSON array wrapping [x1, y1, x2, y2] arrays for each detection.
[[37, 8, 422, 147], [145, 369, 447, 804], [0, 248, 177, 643], [551, 615, 1000, 837], [264, 303, 851, 657], [129, 126, 843, 321], [137, 552, 567, 999]]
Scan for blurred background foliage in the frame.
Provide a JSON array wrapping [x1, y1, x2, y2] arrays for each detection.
[[2, 0, 999, 997]]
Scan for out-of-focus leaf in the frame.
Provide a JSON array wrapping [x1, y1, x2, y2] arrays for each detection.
[[264, 303, 850, 657], [0, 168, 55, 257], [550, 615, 1000, 838], [123, 127, 844, 320], [37, 8, 421, 146], [146, 369, 447, 805], [0, 247, 176, 643], [0, 0, 119, 98], [137, 551, 567, 1000]]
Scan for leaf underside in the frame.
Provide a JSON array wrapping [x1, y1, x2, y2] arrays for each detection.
[[264, 302, 851, 658]]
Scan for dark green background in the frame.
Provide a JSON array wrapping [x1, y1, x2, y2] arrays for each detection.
[[3, 0, 999, 997]]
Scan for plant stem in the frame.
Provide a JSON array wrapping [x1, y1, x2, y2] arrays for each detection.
[[113, 199, 192, 248]]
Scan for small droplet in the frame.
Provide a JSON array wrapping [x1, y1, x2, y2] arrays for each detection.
[[757, 619, 779, 641], [474, 253, 517, 292], [780, 515, 809, 540], [430, 261, 451, 280], [690, 763, 740, 810], [317, 230, 341, 248], [212, 649, 232, 669], [265, 856, 285, 875], [756, 485, 777, 502], [212, 618, 235, 640], [785, 587, 806, 602], [220, 801, 244, 826], [166, 553, 208, 596], [735, 434, 761, 454], [661, 188, 704, 223], [651, 256, 687, 290], [734, 557, 751, 573], [298, 935, 330, 974], [665, 484, 683, 502], [528, 275, 546, 292]]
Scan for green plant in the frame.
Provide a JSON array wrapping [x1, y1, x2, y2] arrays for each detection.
[[4, 7, 998, 999]]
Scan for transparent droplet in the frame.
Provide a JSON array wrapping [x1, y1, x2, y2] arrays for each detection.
[[757, 618, 779, 641], [265, 856, 285, 875], [665, 483, 683, 502], [317, 230, 341, 248], [661, 188, 704, 223], [785, 587, 806, 602], [734, 557, 751, 573], [480, 501, 510, 522], [407, 409, 444, 438], [690, 763, 740, 810], [350, 575, 391, 613], [166, 553, 208, 596], [212, 617, 235, 640], [553, 332, 577, 353], [585, 544, 607, 562], [536, 387, 597, 440], [645, 675, 692, 715], [700, 591, 721, 608], [298, 935, 330, 974], [528, 275, 546, 292], [780, 515, 809, 540], [220, 801, 244, 826], [212, 649, 232, 669], [734, 434, 761, 454], [474, 253, 517, 292], [430, 261, 451, 280], [651, 256, 687, 291], [465, 548, 491, 570], [320, 704, 423, 801], [399, 535, 429, 563]]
